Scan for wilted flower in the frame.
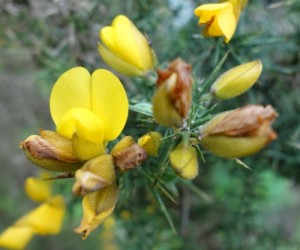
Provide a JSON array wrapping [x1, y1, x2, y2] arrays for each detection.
[[169, 143, 198, 180], [20, 129, 81, 172], [211, 60, 263, 100], [152, 58, 193, 128], [199, 105, 278, 158], [74, 183, 119, 239], [72, 154, 116, 196], [98, 15, 154, 76], [194, 0, 248, 43], [111, 136, 147, 171], [50, 67, 128, 160]]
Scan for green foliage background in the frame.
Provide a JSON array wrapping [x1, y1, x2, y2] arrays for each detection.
[[0, 0, 300, 249]]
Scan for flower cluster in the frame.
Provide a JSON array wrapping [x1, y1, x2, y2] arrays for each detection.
[[1, 3, 279, 249]]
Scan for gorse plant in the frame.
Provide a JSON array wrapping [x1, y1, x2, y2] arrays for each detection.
[[0, 1, 285, 249]]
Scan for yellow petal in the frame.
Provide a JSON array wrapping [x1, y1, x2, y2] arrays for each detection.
[[91, 69, 128, 141], [72, 134, 106, 161], [216, 4, 237, 43], [57, 108, 105, 144], [74, 183, 119, 239], [194, 2, 237, 43], [98, 42, 144, 76], [211, 60, 263, 100], [0, 226, 35, 250], [50, 67, 91, 126], [25, 177, 52, 203], [100, 15, 151, 71], [169, 143, 198, 180], [15, 195, 65, 235]]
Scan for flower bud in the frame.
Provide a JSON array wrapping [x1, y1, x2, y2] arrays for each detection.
[[138, 132, 162, 156], [111, 136, 147, 171], [199, 105, 278, 158], [169, 143, 198, 180], [211, 60, 263, 100], [72, 154, 116, 196], [20, 130, 82, 172], [152, 59, 192, 128], [98, 15, 154, 76]]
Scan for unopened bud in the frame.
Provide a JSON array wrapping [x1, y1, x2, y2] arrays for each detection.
[[20, 130, 82, 172], [152, 59, 192, 128], [211, 60, 263, 100], [111, 136, 147, 171], [199, 105, 278, 158], [72, 154, 115, 196], [169, 143, 198, 180], [138, 132, 162, 156]]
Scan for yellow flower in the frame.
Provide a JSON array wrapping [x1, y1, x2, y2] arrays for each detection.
[[50, 67, 128, 160], [0, 193, 65, 250], [169, 143, 198, 180], [199, 105, 278, 158], [211, 60, 263, 100], [98, 15, 154, 76], [194, 0, 247, 43]]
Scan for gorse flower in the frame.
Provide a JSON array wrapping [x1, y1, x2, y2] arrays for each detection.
[[0, 178, 65, 250], [98, 15, 155, 76], [194, 0, 248, 43], [50, 67, 129, 160]]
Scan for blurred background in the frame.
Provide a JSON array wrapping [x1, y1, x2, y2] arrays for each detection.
[[1, 0, 300, 249]]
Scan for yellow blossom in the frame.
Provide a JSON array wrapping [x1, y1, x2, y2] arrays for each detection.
[[194, 0, 248, 43], [199, 105, 278, 158], [50, 67, 128, 160], [0, 195, 65, 250], [98, 15, 154, 76]]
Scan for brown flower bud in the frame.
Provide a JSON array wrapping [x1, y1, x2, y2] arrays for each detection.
[[152, 58, 193, 128], [111, 136, 147, 171], [20, 129, 82, 172], [199, 105, 278, 158]]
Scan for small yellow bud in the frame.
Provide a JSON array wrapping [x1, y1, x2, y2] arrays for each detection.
[[111, 136, 147, 171], [152, 59, 193, 128], [72, 154, 116, 196], [169, 143, 198, 180], [25, 177, 52, 203], [138, 132, 162, 156], [211, 60, 263, 100], [20, 130, 82, 172], [199, 105, 278, 158]]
